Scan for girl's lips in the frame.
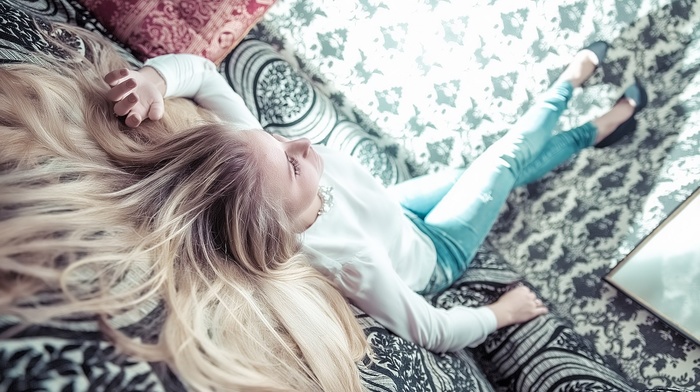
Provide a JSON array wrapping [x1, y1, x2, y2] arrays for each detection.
[[311, 146, 323, 173]]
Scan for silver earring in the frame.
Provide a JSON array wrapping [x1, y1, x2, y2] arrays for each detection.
[[317, 185, 334, 216]]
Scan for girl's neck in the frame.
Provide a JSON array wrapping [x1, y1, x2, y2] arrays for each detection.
[[299, 186, 334, 232]]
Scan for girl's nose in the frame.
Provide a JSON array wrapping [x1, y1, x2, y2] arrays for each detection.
[[288, 138, 311, 157]]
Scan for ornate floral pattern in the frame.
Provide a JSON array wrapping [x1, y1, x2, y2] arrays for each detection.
[[78, 0, 276, 63], [0, 321, 178, 392]]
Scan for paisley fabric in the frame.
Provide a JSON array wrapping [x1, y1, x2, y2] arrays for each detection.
[[0, 0, 698, 391], [77, 0, 276, 63], [0, 317, 185, 392]]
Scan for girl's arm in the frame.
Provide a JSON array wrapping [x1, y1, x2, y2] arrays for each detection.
[[104, 54, 261, 130], [334, 250, 547, 352], [336, 250, 497, 352]]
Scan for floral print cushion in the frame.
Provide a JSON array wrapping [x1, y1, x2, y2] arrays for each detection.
[[77, 0, 276, 64]]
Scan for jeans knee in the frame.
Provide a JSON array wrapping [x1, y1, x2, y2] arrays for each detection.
[[489, 135, 537, 175]]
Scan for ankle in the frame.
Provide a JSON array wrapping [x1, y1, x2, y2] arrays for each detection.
[[593, 99, 636, 144], [593, 119, 615, 145], [561, 50, 599, 88]]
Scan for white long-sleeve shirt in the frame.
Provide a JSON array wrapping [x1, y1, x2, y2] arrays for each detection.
[[144, 54, 497, 352]]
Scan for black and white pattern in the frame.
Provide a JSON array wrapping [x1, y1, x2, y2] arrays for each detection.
[[224, 38, 411, 185], [3, 0, 137, 63], [0, 322, 173, 392], [1, 0, 698, 391]]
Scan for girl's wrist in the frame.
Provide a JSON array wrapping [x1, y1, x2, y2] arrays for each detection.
[[486, 302, 512, 329], [139, 66, 167, 97]]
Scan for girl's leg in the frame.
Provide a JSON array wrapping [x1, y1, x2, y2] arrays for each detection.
[[423, 81, 575, 267], [389, 114, 598, 218], [393, 49, 602, 225], [387, 169, 463, 219], [514, 122, 597, 186], [420, 94, 637, 287], [516, 95, 639, 186]]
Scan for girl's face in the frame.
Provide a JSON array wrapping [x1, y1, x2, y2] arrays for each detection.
[[246, 130, 324, 232]]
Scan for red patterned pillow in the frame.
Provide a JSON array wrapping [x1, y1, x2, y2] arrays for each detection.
[[79, 0, 275, 64]]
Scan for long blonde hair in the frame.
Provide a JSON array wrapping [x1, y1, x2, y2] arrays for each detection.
[[0, 22, 369, 391]]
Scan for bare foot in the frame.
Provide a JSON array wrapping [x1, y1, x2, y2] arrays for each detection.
[[593, 98, 637, 144], [558, 49, 600, 88]]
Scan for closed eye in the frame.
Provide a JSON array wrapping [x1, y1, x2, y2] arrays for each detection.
[[287, 154, 300, 177]]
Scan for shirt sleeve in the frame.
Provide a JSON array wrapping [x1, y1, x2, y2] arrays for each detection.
[[335, 248, 498, 353], [143, 54, 262, 130]]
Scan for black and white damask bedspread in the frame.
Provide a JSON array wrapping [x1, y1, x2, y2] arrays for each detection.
[[1, 0, 698, 391]]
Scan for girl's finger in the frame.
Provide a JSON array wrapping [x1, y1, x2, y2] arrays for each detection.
[[106, 78, 137, 102], [148, 101, 165, 121], [113, 93, 139, 116], [125, 112, 142, 128], [103, 68, 131, 86]]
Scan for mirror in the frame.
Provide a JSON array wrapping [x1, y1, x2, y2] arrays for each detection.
[[605, 187, 700, 345]]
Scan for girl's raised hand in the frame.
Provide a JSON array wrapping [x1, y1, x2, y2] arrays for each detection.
[[104, 67, 166, 128]]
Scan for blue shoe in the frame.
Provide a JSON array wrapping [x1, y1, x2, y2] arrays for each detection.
[[595, 78, 648, 148]]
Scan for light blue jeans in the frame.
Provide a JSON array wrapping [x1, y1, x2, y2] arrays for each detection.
[[389, 81, 597, 294]]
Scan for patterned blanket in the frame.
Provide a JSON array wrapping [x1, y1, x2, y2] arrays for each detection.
[[0, 0, 697, 391]]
